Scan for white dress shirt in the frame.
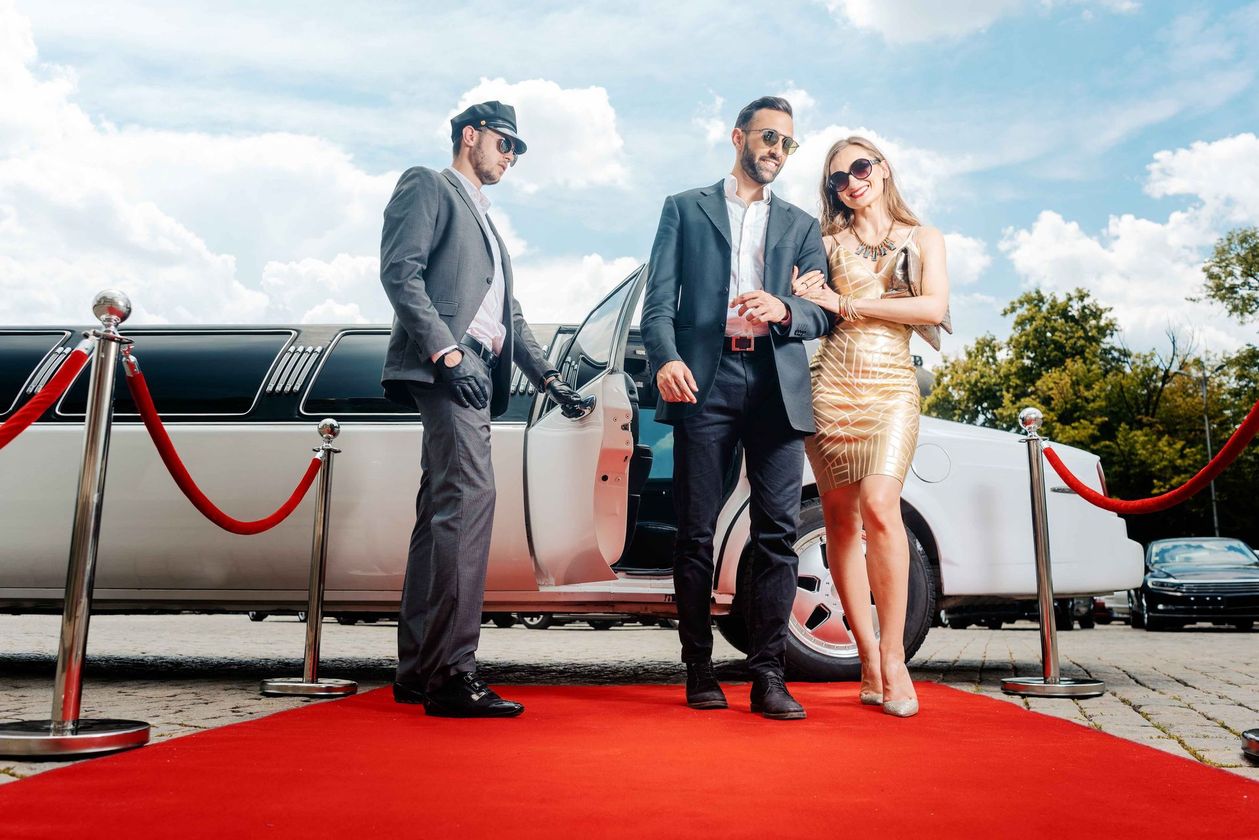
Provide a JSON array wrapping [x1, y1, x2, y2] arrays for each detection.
[[723, 174, 772, 338], [432, 168, 508, 361]]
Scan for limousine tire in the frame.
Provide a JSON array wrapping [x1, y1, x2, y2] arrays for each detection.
[[519, 613, 554, 630], [715, 499, 936, 682]]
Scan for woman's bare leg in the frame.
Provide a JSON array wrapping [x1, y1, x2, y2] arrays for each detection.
[[820, 484, 880, 697], [858, 475, 916, 705]]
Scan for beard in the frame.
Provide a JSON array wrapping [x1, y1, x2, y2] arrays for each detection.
[[740, 142, 782, 185], [471, 141, 503, 185]]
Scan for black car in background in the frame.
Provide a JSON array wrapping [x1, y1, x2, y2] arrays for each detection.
[[1130, 538, 1259, 631]]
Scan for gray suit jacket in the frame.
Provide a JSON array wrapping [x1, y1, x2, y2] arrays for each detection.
[[641, 180, 832, 434], [379, 167, 549, 417]]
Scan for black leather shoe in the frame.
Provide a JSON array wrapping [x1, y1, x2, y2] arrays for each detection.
[[423, 673, 524, 718], [685, 661, 728, 710], [750, 673, 806, 720], [392, 681, 427, 705]]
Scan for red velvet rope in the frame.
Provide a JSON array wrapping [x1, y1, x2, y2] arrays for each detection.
[[1044, 398, 1259, 514], [0, 346, 92, 452], [125, 371, 323, 535]]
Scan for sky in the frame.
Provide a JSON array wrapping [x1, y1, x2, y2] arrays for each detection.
[[2, 0, 1258, 367]]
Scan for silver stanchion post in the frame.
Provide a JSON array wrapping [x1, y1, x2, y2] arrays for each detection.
[[1243, 729, 1258, 763], [0, 291, 151, 758], [1002, 408, 1105, 699], [260, 419, 357, 698]]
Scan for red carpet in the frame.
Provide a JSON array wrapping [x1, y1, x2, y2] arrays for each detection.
[[1, 683, 1255, 838]]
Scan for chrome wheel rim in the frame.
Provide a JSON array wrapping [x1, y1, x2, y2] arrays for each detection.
[[788, 525, 878, 659]]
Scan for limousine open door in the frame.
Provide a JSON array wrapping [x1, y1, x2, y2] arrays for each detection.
[[524, 269, 646, 585]]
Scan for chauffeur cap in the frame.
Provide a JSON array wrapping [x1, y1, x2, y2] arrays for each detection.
[[450, 100, 528, 155]]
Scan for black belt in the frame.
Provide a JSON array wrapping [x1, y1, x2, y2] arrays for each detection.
[[459, 335, 499, 369], [722, 335, 771, 353]]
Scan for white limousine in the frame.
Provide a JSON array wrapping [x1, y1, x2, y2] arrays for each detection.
[[0, 270, 1143, 679]]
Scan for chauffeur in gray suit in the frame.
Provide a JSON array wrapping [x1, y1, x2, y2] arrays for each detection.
[[380, 101, 586, 718], [643, 96, 832, 720]]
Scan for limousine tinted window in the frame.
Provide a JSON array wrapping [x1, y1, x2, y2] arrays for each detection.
[[59, 331, 292, 417], [302, 332, 417, 416], [551, 275, 635, 399], [0, 332, 71, 417]]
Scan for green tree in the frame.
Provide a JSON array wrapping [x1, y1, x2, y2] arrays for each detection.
[[924, 288, 1259, 546], [1201, 226, 1259, 321], [924, 288, 1125, 434]]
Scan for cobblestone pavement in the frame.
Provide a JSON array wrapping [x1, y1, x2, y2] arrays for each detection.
[[1, 614, 1256, 784]]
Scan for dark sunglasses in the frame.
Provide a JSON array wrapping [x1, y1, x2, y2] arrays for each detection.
[[827, 157, 883, 193], [479, 128, 519, 165], [748, 127, 799, 155]]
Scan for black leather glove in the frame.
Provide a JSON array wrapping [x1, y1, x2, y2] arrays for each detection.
[[436, 350, 490, 411], [543, 369, 595, 420]]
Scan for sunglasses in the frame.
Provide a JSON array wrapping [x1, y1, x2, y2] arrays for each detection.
[[479, 128, 519, 165], [748, 127, 799, 155], [827, 158, 883, 194]]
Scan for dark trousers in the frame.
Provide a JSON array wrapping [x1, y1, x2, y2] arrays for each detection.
[[672, 344, 805, 678], [397, 374, 495, 693]]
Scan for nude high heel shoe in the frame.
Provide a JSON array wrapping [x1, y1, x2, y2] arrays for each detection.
[[882, 697, 919, 717], [880, 660, 918, 717]]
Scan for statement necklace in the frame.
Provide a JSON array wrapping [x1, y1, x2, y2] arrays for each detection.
[[852, 224, 896, 261]]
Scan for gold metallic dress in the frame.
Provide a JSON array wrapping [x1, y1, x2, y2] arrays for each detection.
[[805, 232, 921, 493]]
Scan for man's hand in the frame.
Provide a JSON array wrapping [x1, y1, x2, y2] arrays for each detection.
[[731, 290, 788, 325], [656, 360, 698, 404], [790, 265, 826, 295], [435, 349, 490, 410], [543, 372, 594, 419]]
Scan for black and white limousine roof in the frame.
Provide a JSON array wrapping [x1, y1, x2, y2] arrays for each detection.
[[0, 324, 574, 426]]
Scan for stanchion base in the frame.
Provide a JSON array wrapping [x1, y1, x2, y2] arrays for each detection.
[[1243, 729, 1259, 764], [0, 719, 150, 759], [1001, 677, 1105, 698], [259, 677, 357, 698]]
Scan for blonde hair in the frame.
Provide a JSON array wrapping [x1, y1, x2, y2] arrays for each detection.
[[818, 136, 920, 235]]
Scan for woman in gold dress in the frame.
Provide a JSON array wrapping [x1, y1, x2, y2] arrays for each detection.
[[793, 137, 950, 717]]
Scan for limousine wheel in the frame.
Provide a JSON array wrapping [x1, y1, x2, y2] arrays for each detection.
[[519, 613, 553, 630], [715, 500, 936, 682]]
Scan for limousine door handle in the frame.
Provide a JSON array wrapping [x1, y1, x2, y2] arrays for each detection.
[[565, 394, 596, 420]]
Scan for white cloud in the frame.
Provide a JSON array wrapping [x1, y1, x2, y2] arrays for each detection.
[[943, 233, 991, 287], [1001, 134, 1259, 354], [825, 0, 1138, 43], [694, 94, 727, 147], [1145, 132, 1259, 223], [776, 85, 817, 127], [448, 78, 629, 195], [514, 254, 642, 325], [0, 2, 639, 331], [826, 0, 1021, 43], [300, 299, 370, 325], [260, 254, 385, 324], [0, 2, 400, 326]]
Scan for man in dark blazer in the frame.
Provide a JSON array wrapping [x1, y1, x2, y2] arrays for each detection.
[[642, 96, 831, 720], [379, 100, 587, 718]]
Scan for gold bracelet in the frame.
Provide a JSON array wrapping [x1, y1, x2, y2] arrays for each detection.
[[848, 297, 864, 321]]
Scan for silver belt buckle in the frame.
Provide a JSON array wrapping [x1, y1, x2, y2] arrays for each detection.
[[730, 335, 754, 352]]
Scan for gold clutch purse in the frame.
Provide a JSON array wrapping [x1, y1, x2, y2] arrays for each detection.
[[886, 239, 952, 351]]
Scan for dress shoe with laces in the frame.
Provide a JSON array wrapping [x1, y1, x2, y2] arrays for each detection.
[[392, 681, 428, 705], [423, 673, 524, 718], [685, 661, 729, 710], [750, 673, 806, 720]]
